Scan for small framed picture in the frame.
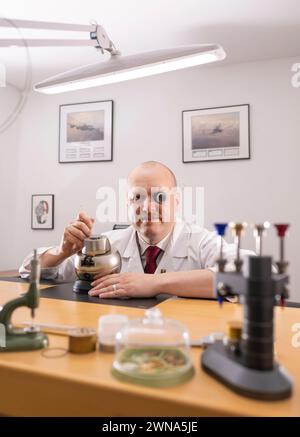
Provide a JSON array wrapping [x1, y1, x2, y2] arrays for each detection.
[[59, 100, 113, 163], [182, 104, 250, 163], [31, 194, 54, 230]]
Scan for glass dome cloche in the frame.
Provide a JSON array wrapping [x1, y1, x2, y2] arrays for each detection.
[[112, 308, 194, 387]]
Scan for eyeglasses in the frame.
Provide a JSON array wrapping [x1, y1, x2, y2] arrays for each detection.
[[129, 191, 168, 205]]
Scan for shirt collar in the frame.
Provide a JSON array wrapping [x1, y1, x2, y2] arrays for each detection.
[[137, 228, 173, 255]]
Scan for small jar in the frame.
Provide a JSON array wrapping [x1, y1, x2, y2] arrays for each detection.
[[98, 315, 129, 352]]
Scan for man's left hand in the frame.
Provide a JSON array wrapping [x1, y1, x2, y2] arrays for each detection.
[[88, 272, 160, 299]]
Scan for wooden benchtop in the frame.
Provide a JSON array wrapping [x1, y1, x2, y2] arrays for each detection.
[[0, 280, 299, 417]]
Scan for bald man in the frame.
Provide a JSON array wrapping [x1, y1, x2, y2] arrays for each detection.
[[19, 161, 253, 299]]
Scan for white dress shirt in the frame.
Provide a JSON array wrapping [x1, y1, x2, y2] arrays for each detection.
[[136, 230, 172, 270]]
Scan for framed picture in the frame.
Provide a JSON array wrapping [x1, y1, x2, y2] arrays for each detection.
[[31, 194, 54, 230], [182, 104, 250, 163], [59, 100, 113, 163]]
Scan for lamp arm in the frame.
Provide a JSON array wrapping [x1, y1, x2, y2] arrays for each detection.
[[0, 39, 98, 48], [0, 19, 120, 54], [0, 18, 93, 32], [90, 24, 120, 54]]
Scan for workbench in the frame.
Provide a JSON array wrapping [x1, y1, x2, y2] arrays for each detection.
[[0, 275, 299, 417]]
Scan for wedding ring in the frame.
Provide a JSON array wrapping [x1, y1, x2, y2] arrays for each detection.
[[112, 284, 117, 292]]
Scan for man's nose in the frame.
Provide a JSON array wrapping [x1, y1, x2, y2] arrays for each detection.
[[141, 197, 156, 213]]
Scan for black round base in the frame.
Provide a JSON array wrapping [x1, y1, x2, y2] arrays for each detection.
[[201, 341, 293, 400], [73, 280, 92, 294]]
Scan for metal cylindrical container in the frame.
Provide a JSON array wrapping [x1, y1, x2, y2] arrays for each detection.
[[68, 328, 97, 354], [74, 235, 122, 283]]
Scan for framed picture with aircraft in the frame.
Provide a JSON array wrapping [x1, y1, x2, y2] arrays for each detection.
[[182, 104, 250, 163], [59, 100, 113, 163]]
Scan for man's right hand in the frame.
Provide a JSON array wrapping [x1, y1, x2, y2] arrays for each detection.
[[36, 211, 95, 270], [58, 211, 95, 259]]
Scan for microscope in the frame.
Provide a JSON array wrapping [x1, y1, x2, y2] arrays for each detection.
[[201, 222, 293, 400], [0, 250, 49, 352]]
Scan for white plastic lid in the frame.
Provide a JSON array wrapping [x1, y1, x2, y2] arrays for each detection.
[[98, 314, 129, 345]]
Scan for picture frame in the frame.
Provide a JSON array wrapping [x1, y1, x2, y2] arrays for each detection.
[[182, 104, 250, 163], [31, 194, 54, 230], [59, 100, 113, 163]]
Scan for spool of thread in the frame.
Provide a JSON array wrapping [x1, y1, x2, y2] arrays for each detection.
[[223, 321, 242, 352], [226, 321, 242, 341], [68, 327, 97, 354], [98, 315, 128, 352]]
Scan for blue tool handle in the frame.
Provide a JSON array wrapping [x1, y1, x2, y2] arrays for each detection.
[[214, 223, 228, 236]]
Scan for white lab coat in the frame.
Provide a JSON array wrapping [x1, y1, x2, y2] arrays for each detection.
[[19, 221, 254, 281]]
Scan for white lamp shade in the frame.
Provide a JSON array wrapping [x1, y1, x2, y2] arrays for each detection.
[[34, 44, 226, 94]]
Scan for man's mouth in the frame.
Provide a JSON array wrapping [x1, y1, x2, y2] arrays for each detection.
[[138, 212, 161, 223], [140, 218, 161, 224]]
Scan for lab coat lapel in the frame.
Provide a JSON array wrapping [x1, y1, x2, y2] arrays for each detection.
[[156, 222, 189, 273], [121, 228, 144, 273]]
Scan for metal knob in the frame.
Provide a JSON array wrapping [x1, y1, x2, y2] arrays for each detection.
[[229, 222, 247, 272], [274, 224, 290, 274], [214, 223, 228, 272], [252, 222, 270, 256]]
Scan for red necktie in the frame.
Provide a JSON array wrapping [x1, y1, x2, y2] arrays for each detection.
[[144, 246, 162, 274]]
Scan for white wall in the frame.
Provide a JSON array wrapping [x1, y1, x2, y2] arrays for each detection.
[[0, 85, 20, 269], [3, 56, 300, 301]]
